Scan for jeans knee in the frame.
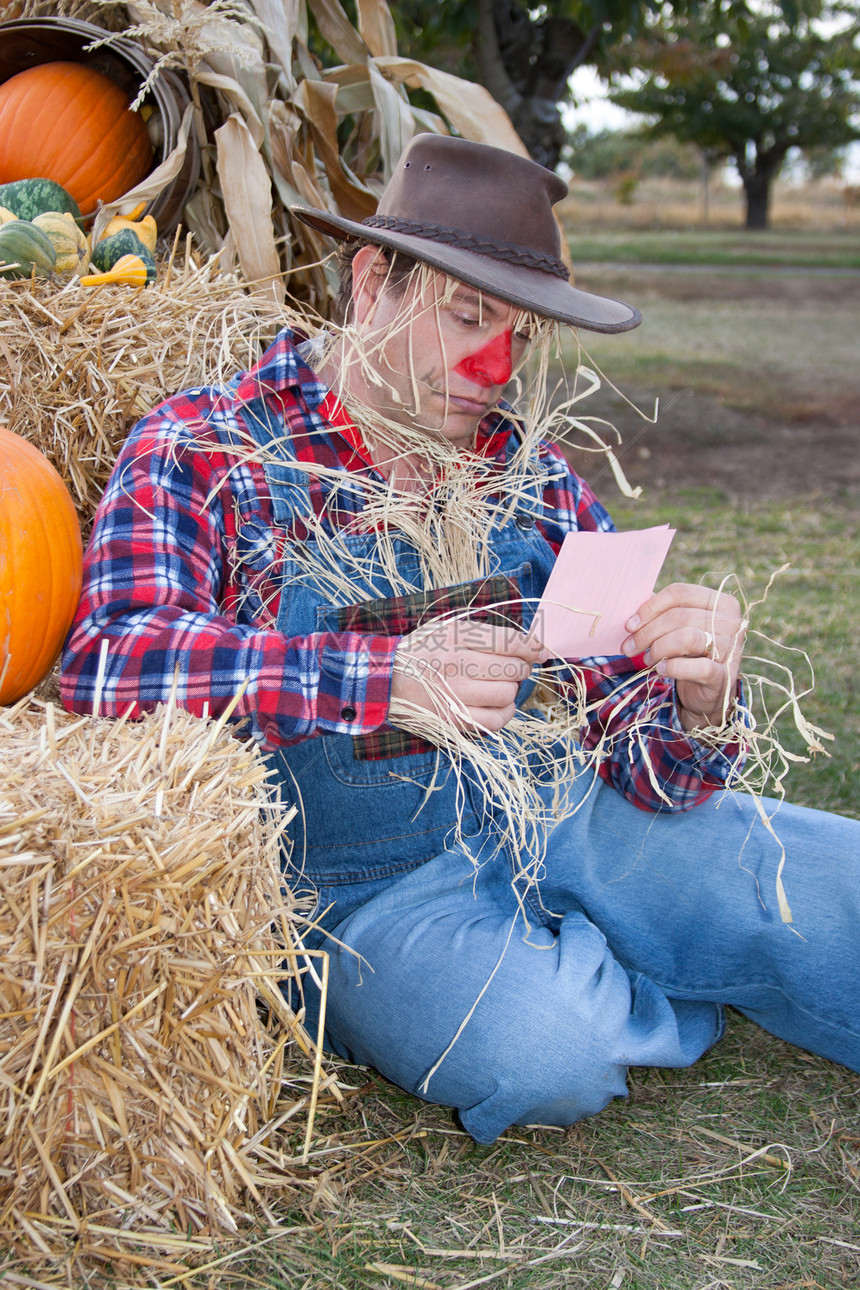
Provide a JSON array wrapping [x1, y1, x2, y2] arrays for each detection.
[[449, 1011, 631, 1142], [436, 968, 718, 1143]]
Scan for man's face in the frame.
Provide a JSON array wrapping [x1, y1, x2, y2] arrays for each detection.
[[348, 247, 533, 448]]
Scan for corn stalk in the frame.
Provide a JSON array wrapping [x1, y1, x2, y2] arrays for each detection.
[[76, 0, 529, 310]]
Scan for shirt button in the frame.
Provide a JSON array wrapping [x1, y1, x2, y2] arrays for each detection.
[[515, 513, 536, 530], [341, 705, 357, 721]]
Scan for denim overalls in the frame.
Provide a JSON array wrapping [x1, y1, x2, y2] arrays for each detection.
[[251, 411, 860, 1144]]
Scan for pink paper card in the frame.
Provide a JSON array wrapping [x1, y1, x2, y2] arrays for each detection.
[[534, 526, 675, 659]]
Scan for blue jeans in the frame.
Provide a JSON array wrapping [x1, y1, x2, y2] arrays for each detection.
[[289, 778, 860, 1144]]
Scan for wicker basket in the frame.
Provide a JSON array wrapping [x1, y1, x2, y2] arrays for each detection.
[[0, 15, 201, 230]]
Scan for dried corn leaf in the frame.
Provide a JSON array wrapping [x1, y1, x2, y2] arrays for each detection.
[[368, 61, 421, 175], [215, 114, 285, 303], [201, 2, 269, 61], [268, 101, 322, 211], [287, 156, 332, 213], [184, 184, 230, 252], [91, 104, 195, 247], [251, 0, 302, 89], [323, 62, 377, 114], [307, 0, 369, 63], [197, 67, 265, 143], [294, 79, 378, 218], [199, 25, 272, 137], [357, 0, 397, 58], [375, 55, 528, 154]]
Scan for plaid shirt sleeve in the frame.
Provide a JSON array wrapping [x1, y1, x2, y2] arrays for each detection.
[[536, 441, 746, 813], [59, 400, 398, 749]]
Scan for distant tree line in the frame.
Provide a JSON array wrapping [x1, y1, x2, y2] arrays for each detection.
[[564, 125, 705, 181]]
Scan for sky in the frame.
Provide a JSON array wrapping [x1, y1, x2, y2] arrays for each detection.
[[565, 66, 636, 134]]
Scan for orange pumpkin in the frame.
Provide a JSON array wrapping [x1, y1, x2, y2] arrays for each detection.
[[0, 428, 83, 704], [0, 61, 153, 216]]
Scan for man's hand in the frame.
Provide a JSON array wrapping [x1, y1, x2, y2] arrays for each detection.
[[621, 582, 746, 732], [391, 619, 543, 732]]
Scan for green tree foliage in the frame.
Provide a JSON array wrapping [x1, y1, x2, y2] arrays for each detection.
[[389, 0, 830, 174], [802, 143, 850, 180], [392, 0, 679, 169], [608, 0, 860, 228], [564, 123, 703, 178]]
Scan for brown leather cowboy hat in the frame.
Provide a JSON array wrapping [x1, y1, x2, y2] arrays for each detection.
[[292, 134, 640, 333]]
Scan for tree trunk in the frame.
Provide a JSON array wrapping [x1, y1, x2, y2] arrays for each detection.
[[472, 0, 600, 170], [742, 170, 772, 229], [472, 0, 522, 123], [737, 146, 786, 231], [701, 149, 711, 224]]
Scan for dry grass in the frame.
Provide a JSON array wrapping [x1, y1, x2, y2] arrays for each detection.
[[562, 174, 860, 233], [192, 1016, 859, 1289]]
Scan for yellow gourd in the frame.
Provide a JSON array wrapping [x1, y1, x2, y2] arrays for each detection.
[[79, 253, 150, 288], [99, 212, 157, 255], [31, 211, 89, 276], [0, 206, 15, 223]]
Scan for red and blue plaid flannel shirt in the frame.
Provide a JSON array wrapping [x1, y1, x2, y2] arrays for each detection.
[[60, 328, 742, 812]]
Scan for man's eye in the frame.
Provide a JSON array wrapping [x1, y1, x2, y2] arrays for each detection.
[[453, 313, 481, 327]]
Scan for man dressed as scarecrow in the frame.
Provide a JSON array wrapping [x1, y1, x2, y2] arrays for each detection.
[[61, 136, 860, 1144]]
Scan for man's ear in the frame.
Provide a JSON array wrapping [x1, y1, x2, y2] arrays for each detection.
[[351, 244, 389, 325]]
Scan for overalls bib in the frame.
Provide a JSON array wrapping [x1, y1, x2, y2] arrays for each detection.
[[258, 416, 561, 932]]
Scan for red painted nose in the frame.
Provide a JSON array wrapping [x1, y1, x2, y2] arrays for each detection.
[[455, 329, 513, 387]]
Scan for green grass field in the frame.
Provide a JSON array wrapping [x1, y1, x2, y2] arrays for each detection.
[[209, 1021, 860, 1288], [606, 490, 859, 821], [564, 228, 860, 269], [563, 240, 859, 824]]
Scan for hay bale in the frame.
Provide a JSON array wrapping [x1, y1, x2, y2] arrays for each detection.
[[0, 693, 318, 1265], [0, 250, 305, 531]]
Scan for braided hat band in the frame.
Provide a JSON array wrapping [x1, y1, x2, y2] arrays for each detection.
[[362, 214, 571, 282]]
